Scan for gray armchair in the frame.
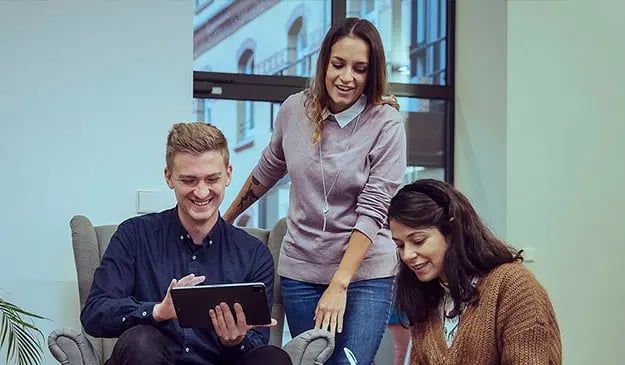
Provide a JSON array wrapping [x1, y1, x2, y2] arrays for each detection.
[[48, 215, 334, 365]]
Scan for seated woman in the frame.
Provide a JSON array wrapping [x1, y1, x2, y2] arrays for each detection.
[[388, 179, 562, 364]]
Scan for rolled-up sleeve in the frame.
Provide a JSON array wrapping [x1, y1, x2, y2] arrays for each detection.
[[354, 114, 406, 242], [252, 95, 299, 188]]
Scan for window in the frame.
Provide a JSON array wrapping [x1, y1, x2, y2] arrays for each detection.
[[410, 0, 447, 84], [193, 98, 212, 123], [286, 17, 309, 77], [237, 49, 255, 146], [192, 98, 288, 230], [194, 1, 330, 76], [347, 0, 375, 18], [193, 0, 456, 231], [397, 96, 448, 182]]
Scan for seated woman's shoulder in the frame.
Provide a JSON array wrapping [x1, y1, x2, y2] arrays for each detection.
[[493, 261, 533, 276], [488, 262, 547, 295], [492, 261, 530, 276]]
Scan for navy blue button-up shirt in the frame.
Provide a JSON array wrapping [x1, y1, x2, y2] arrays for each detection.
[[81, 207, 274, 365]]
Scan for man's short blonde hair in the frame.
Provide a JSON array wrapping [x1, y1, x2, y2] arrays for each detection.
[[166, 122, 230, 170]]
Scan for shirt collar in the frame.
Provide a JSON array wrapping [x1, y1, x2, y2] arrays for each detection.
[[172, 206, 222, 249], [322, 94, 367, 128]]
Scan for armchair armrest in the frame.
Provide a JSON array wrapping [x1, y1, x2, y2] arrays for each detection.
[[284, 329, 335, 365], [48, 328, 100, 365]]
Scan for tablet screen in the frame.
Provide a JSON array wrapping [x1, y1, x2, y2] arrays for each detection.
[[170, 282, 271, 328]]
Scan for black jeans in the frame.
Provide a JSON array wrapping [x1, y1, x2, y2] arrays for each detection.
[[105, 325, 292, 365]]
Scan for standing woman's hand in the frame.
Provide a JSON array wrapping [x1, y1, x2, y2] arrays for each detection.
[[314, 282, 348, 334]]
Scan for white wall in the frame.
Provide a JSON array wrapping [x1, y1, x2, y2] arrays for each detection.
[[507, 0, 625, 363], [454, 0, 508, 237], [0, 1, 192, 363], [458, 0, 625, 363]]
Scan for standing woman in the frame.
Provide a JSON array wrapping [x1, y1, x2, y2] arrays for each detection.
[[224, 18, 406, 364], [388, 179, 562, 364]]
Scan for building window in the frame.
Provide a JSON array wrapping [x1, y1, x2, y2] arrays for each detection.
[[193, 98, 212, 123], [410, 0, 446, 84], [193, 0, 455, 230], [202, 99, 212, 123], [347, 0, 373, 17], [287, 17, 309, 76], [361, 0, 375, 16], [237, 49, 255, 145]]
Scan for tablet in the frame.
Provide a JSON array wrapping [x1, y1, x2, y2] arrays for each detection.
[[170, 282, 271, 328]]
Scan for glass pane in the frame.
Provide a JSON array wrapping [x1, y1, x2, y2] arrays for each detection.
[[346, 0, 448, 85], [193, 1, 331, 77], [193, 98, 285, 229], [397, 97, 447, 182]]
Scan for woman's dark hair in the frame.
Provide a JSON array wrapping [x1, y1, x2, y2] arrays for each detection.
[[388, 179, 522, 324]]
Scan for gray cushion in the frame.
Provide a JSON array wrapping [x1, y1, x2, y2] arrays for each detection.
[[284, 329, 335, 365]]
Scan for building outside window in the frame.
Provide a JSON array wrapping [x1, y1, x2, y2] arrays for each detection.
[[237, 48, 254, 145], [410, 0, 447, 84], [193, 0, 453, 232]]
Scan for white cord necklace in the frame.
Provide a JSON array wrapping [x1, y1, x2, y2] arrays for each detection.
[[319, 114, 361, 231]]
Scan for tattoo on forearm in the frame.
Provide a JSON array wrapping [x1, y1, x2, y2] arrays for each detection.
[[237, 176, 261, 209]]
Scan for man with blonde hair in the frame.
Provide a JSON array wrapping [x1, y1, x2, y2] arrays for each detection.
[[81, 123, 291, 364]]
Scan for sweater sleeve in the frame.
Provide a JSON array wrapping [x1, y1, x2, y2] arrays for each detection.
[[498, 265, 562, 364], [252, 94, 298, 188], [354, 109, 406, 242], [501, 325, 561, 365]]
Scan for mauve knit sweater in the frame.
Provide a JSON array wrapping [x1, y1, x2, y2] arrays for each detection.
[[409, 263, 562, 364], [252, 92, 406, 284]]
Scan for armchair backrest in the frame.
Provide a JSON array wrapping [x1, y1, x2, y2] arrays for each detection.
[[70, 216, 118, 362], [69, 215, 287, 363], [242, 218, 287, 346]]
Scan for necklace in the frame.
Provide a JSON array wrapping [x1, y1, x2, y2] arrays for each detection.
[[319, 114, 361, 231]]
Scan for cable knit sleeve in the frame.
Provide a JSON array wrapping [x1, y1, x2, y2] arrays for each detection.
[[497, 264, 562, 364], [354, 107, 406, 242]]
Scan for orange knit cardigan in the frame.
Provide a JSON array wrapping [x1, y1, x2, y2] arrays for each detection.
[[409, 263, 561, 364]]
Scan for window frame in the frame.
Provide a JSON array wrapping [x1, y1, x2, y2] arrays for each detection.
[[192, 0, 456, 183]]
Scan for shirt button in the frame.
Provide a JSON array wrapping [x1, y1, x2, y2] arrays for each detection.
[[209, 240, 213, 245], [240, 345, 245, 351], [142, 311, 147, 317], [121, 317, 126, 322], [192, 255, 197, 260], [186, 234, 190, 239], [185, 347, 190, 353], [180, 235, 184, 240]]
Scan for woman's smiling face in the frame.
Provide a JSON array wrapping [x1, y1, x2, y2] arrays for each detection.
[[390, 219, 449, 283], [324, 35, 369, 114]]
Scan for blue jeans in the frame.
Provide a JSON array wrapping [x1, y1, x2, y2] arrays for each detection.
[[281, 276, 394, 365]]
